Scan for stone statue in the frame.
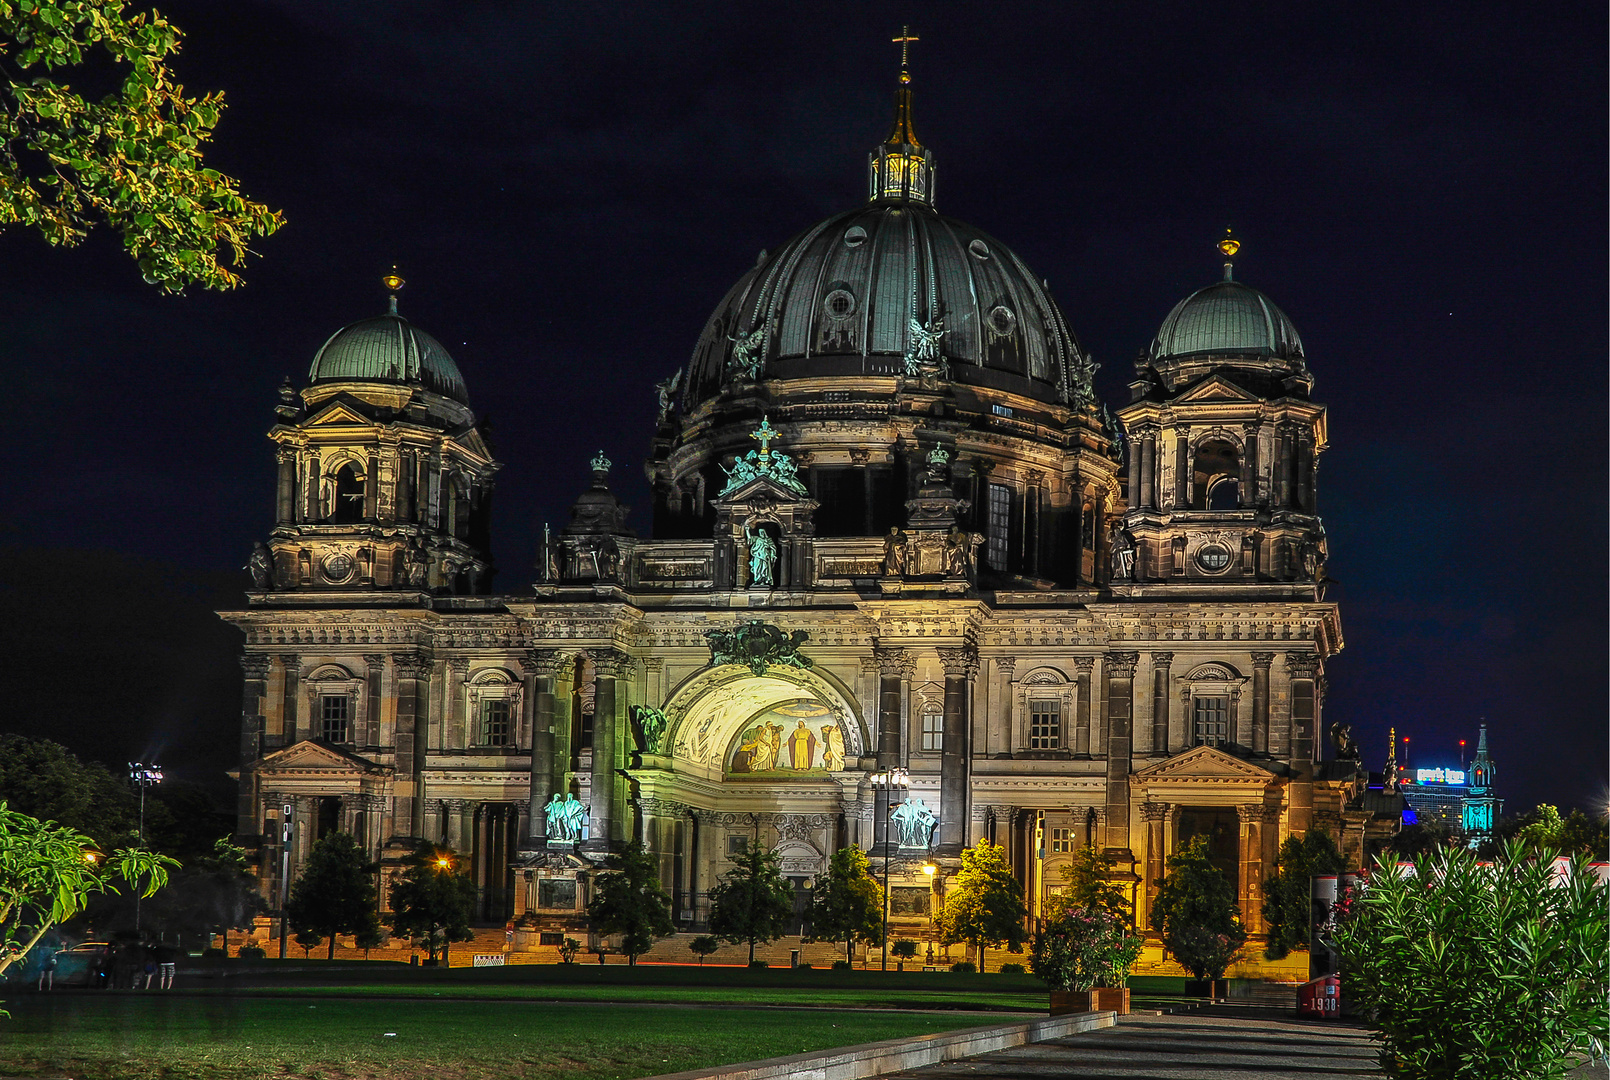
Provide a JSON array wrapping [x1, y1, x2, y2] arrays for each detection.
[[1110, 527, 1136, 581], [1300, 540, 1323, 582], [1330, 722, 1361, 763], [882, 527, 908, 576], [543, 793, 570, 841], [944, 527, 968, 577], [904, 317, 947, 376], [560, 793, 589, 842], [891, 796, 937, 849], [405, 538, 429, 588], [246, 542, 274, 590], [632, 705, 669, 754], [747, 526, 777, 589], [654, 369, 681, 425], [728, 326, 766, 380]]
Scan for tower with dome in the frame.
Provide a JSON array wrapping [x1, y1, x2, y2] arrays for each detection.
[[222, 45, 1359, 963]]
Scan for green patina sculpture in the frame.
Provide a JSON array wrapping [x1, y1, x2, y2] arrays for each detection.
[[631, 705, 670, 753], [747, 527, 777, 588], [589, 450, 612, 473], [705, 620, 812, 676], [717, 418, 808, 497]]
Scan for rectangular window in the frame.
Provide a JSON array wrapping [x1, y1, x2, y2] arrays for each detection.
[[1029, 699, 1062, 750], [727, 834, 749, 857], [986, 483, 1011, 572], [320, 695, 350, 743], [991, 404, 1014, 418], [920, 709, 943, 751], [537, 879, 577, 910], [1050, 827, 1073, 853], [1193, 695, 1230, 747], [539, 931, 565, 946], [480, 699, 511, 746], [823, 390, 851, 402]]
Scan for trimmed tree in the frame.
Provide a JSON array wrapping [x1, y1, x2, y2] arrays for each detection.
[[1337, 841, 1608, 1079], [586, 842, 674, 965], [804, 845, 884, 964], [388, 844, 475, 966], [285, 832, 381, 960], [688, 935, 720, 965], [1150, 836, 1246, 980], [1048, 844, 1132, 925], [1261, 830, 1345, 960], [937, 841, 1026, 971], [0, 0, 283, 290], [708, 844, 793, 966]]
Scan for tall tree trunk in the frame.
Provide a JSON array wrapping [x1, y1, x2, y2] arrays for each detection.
[[327, 933, 336, 961], [748, 937, 755, 966]]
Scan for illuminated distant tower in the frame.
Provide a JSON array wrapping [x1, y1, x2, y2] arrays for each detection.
[[1461, 723, 1500, 846]]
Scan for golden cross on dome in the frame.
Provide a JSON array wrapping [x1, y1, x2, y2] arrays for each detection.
[[751, 416, 779, 459], [893, 26, 919, 84]]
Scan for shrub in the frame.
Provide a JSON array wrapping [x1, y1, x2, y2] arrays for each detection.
[[1336, 842, 1608, 1080], [687, 935, 720, 965], [999, 962, 1025, 974], [831, 959, 853, 970], [1150, 837, 1246, 980], [1031, 906, 1142, 991], [1262, 831, 1344, 960], [748, 959, 769, 969], [238, 945, 266, 959], [950, 961, 976, 973], [558, 937, 581, 964], [796, 962, 813, 970], [890, 939, 918, 960], [201, 947, 225, 959]]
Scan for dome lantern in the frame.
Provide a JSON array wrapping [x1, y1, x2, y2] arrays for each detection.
[[868, 26, 935, 207]]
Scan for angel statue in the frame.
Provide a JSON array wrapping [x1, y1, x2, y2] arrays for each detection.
[[654, 369, 682, 425], [904, 317, 947, 375], [728, 326, 767, 380], [245, 541, 275, 590]]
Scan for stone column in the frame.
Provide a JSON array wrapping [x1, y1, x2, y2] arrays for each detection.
[[874, 646, 908, 769], [237, 656, 271, 840], [936, 647, 977, 854], [586, 651, 633, 853], [1251, 652, 1274, 756], [276, 449, 297, 526], [1174, 433, 1189, 509], [993, 656, 1017, 756], [1237, 803, 1266, 934], [1102, 652, 1139, 851], [364, 448, 380, 520], [1139, 431, 1157, 510], [447, 659, 469, 751], [1126, 434, 1141, 508], [1149, 652, 1172, 757], [1140, 801, 1170, 926], [1285, 652, 1320, 832], [1275, 424, 1296, 510], [521, 651, 568, 846], [394, 653, 430, 840], [1241, 423, 1260, 508], [361, 655, 384, 748], [1073, 657, 1094, 757], [1296, 433, 1315, 513]]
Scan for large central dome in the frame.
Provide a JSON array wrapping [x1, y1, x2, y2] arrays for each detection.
[[679, 80, 1086, 410]]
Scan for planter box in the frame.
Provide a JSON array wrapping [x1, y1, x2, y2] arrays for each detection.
[[1049, 990, 1094, 1015], [1094, 987, 1130, 1015]]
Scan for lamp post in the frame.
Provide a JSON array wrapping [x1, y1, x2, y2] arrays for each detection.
[[871, 767, 909, 972], [921, 861, 937, 962], [128, 763, 163, 935]]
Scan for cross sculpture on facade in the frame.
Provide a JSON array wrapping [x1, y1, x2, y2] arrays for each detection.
[[893, 26, 918, 84], [751, 417, 778, 461]]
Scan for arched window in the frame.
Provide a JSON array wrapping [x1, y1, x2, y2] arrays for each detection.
[[331, 462, 365, 523], [1192, 439, 1241, 511]]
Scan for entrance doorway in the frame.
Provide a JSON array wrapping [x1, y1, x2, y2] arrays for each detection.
[[1176, 807, 1239, 884]]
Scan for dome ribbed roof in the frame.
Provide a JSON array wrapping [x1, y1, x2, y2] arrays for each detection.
[[309, 314, 468, 404], [681, 204, 1085, 407], [1150, 280, 1304, 363]]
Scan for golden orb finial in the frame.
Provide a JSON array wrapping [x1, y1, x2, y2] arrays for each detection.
[[1217, 228, 1240, 260], [383, 266, 406, 293]]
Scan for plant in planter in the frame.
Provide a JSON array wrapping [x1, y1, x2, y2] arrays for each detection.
[[1031, 906, 1133, 1013]]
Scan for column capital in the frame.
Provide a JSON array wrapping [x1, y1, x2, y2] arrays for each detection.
[[1150, 651, 1174, 667], [591, 650, 637, 680], [1073, 656, 1095, 675], [449, 658, 470, 680], [1237, 803, 1268, 824], [859, 655, 882, 676], [1139, 801, 1171, 823], [1105, 651, 1140, 679], [641, 657, 665, 674], [521, 649, 574, 680], [1251, 651, 1276, 667], [937, 647, 979, 678], [874, 645, 913, 678], [1284, 652, 1321, 679], [996, 655, 1018, 679], [241, 655, 272, 680], [362, 654, 386, 670], [394, 653, 432, 679]]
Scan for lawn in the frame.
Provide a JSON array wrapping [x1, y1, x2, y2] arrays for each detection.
[[0, 995, 1003, 1080]]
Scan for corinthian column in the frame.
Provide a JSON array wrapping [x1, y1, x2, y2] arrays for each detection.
[[936, 647, 978, 854], [1102, 652, 1139, 851], [521, 650, 572, 846], [586, 650, 635, 853]]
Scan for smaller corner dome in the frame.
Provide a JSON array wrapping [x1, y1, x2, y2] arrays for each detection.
[[309, 314, 469, 403], [1150, 280, 1304, 364]]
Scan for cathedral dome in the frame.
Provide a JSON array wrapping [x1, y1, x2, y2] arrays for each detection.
[[309, 312, 469, 404], [1150, 279, 1304, 364]]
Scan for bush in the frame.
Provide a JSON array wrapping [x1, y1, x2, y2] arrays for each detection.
[[950, 961, 976, 974], [1336, 842, 1608, 1080], [687, 935, 719, 965], [1150, 837, 1246, 980], [890, 939, 919, 960], [831, 959, 853, 970], [238, 945, 266, 959], [999, 962, 1024, 974], [201, 947, 225, 958], [558, 937, 581, 964], [795, 962, 813, 970], [748, 959, 769, 969]]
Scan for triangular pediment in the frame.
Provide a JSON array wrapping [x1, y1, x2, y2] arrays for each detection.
[[714, 475, 812, 505], [1131, 744, 1277, 782], [305, 401, 374, 427], [259, 740, 383, 776], [1173, 375, 1261, 405]]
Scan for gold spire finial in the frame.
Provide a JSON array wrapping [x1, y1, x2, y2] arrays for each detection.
[[1217, 228, 1240, 281], [893, 25, 919, 84], [383, 265, 405, 315]]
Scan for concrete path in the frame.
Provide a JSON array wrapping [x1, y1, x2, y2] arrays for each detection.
[[880, 1004, 1382, 1079]]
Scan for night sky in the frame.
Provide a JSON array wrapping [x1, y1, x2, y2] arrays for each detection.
[[0, 3, 1603, 816]]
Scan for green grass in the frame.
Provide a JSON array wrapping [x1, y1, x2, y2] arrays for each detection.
[[0, 996, 1002, 1080]]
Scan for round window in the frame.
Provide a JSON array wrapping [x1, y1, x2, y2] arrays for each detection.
[[1196, 544, 1232, 573], [987, 305, 1017, 337], [843, 225, 868, 247], [823, 289, 857, 320], [969, 238, 991, 260], [321, 551, 355, 582]]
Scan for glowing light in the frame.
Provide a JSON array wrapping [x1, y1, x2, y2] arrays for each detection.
[[1416, 767, 1466, 785], [435, 857, 451, 870], [921, 863, 937, 877]]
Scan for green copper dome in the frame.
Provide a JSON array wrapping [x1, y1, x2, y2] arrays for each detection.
[[1150, 280, 1304, 363], [309, 313, 469, 404]]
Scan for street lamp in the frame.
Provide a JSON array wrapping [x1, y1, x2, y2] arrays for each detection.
[[921, 862, 937, 961], [870, 767, 909, 972], [128, 763, 163, 935]]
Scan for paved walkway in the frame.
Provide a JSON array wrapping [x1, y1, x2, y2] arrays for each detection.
[[883, 1004, 1382, 1079]]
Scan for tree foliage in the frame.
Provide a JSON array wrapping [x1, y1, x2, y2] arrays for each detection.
[[687, 935, 719, 964], [286, 832, 380, 961], [1336, 841, 1608, 1080], [0, 802, 174, 987], [586, 842, 674, 965], [0, 735, 139, 850], [1261, 830, 1345, 960], [387, 844, 474, 964], [708, 843, 793, 966], [1150, 836, 1246, 980], [0, 0, 283, 290], [125, 837, 262, 948], [1384, 819, 1455, 859], [937, 841, 1026, 970], [804, 845, 884, 962], [1048, 844, 1132, 925]]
